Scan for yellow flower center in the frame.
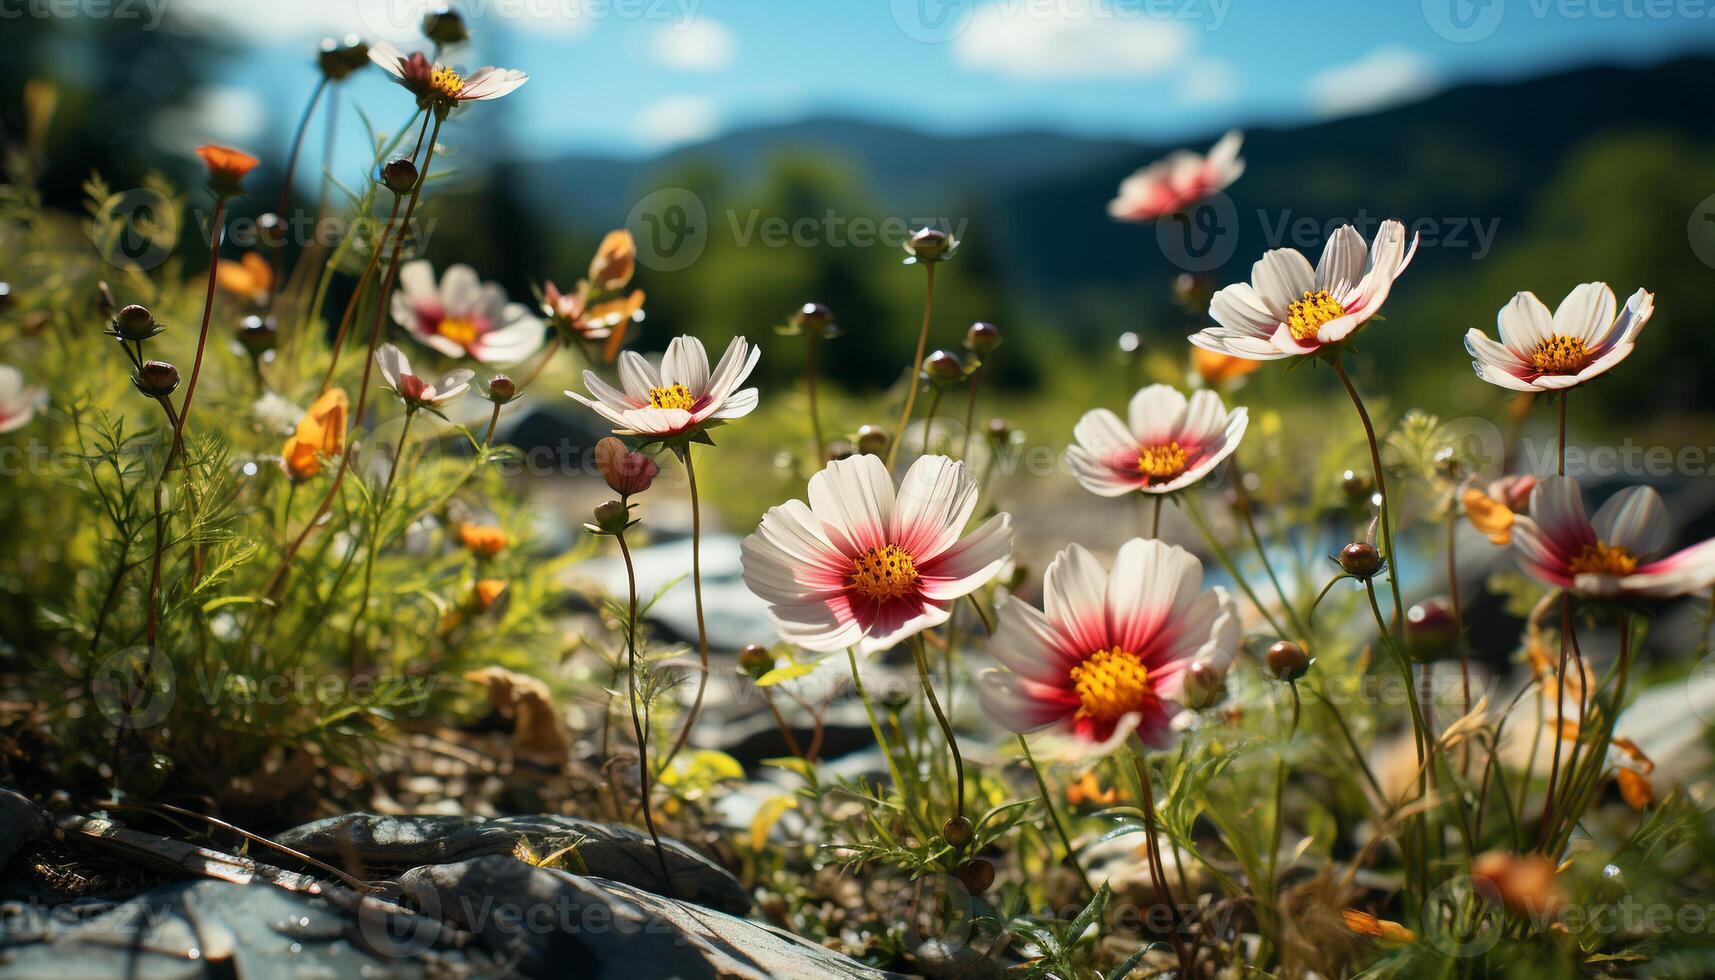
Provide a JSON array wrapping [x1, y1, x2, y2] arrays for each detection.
[[437, 316, 480, 347], [430, 65, 465, 100], [1069, 647, 1154, 726], [1567, 541, 1638, 577], [1530, 334, 1589, 374], [847, 544, 919, 601], [648, 384, 696, 410], [1137, 442, 1188, 482], [1285, 289, 1347, 341]]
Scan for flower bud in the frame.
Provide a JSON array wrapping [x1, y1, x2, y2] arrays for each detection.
[[1171, 272, 1212, 312], [1406, 598, 1458, 657], [1182, 660, 1228, 710], [422, 6, 469, 46], [954, 858, 994, 895], [904, 227, 955, 264], [0, 282, 13, 314], [1266, 640, 1310, 682], [986, 417, 1011, 442], [738, 643, 775, 679], [825, 440, 856, 462], [133, 360, 180, 398], [381, 157, 419, 194], [111, 304, 163, 342], [790, 302, 836, 337], [941, 815, 974, 849], [318, 35, 370, 80], [923, 349, 963, 385], [236, 314, 277, 355], [1338, 541, 1384, 579], [591, 499, 631, 536], [596, 437, 658, 497], [256, 212, 286, 249], [854, 424, 888, 456], [965, 320, 1001, 354], [483, 374, 518, 404]]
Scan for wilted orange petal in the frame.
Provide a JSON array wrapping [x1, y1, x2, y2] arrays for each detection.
[[1191, 347, 1263, 386], [1611, 736, 1655, 774], [474, 578, 509, 611], [1463, 486, 1514, 545], [598, 290, 643, 362], [588, 229, 637, 291], [1342, 909, 1414, 943], [1616, 768, 1653, 810], [281, 388, 348, 480]]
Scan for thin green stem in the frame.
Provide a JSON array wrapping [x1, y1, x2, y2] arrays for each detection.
[[912, 634, 964, 822], [1019, 735, 1094, 896], [270, 75, 329, 308], [921, 385, 943, 456], [349, 409, 416, 667], [847, 648, 930, 835], [1128, 737, 1194, 975], [619, 531, 677, 899], [886, 263, 935, 470], [659, 444, 710, 772], [959, 366, 981, 460], [805, 333, 824, 460], [1332, 358, 1405, 643], [1238, 495, 1311, 639]]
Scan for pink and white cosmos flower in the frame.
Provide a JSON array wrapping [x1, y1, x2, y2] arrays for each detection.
[[740, 454, 1013, 654], [368, 41, 528, 108], [978, 539, 1241, 750], [392, 260, 545, 366], [1108, 131, 1244, 222], [1464, 283, 1653, 392], [0, 365, 45, 434], [375, 343, 473, 411], [1511, 475, 1715, 599], [567, 335, 760, 440], [1065, 384, 1247, 496], [1192, 220, 1418, 361]]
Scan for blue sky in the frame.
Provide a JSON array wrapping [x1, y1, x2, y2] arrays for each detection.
[[159, 0, 1715, 160]]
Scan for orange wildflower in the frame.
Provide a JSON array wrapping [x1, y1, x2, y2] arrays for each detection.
[[1463, 486, 1516, 545], [1616, 768, 1654, 810], [195, 144, 259, 198], [1342, 909, 1415, 943], [588, 229, 636, 292], [460, 522, 507, 558], [474, 579, 509, 611], [1471, 851, 1566, 919], [1064, 771, 1117, 808], [1191, 347, 1263, 387], [280, 388, 348, 481], [216, 251, 274, 304]]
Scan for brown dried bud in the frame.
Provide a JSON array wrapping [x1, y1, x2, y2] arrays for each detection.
[[422, 6, 469, 46], [381, 157, 419, 194], [923, 350, 964, 385], [133, 360, 180, 398], [1266, 640, 1310, 682], [854, 425, 888, 456], [965, 321, 1001, 354], [1338, 541, 1383, 579], [111, 304, 163, 342], [591, 499, 631, 536], [1182, 660, 1228, 710], [738, 643, 775, 679], [236, 314, 277, 355], [954, 858, 994, 895], [941, 816, 974, 849], [904, 227, 956, 264]]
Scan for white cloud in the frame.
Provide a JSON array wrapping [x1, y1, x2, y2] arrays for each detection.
[[1308, 47, 1438, 117], [1177, 59, 1238, 105], [653, 18, 737, 72], [634, 95, 720, 148], [953, 0, 1190, 79], [153, 86, 269, 148]]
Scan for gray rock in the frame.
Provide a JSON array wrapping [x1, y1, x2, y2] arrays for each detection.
[[277, 813, 751, 915], [0, 788, 50, 872], [400, 855, 899, 980], [0, 879, 481, 979]]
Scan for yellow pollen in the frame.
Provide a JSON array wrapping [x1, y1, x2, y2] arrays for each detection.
[[1137, 441, 1188, 482], [1530, 334, 1589, 374], [647, 384, 696, 410], [1285, 289, 1347, 341], [847, 544, 919, 601], [437, 316, 480, 347], [429, 65, 465, 100], [1567, 541, 1638, 577], [1068, 647, 1154, 726]]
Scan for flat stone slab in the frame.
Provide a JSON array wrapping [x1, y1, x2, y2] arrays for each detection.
[[399, 855, 900, 980], [276, 813, 750, 915]]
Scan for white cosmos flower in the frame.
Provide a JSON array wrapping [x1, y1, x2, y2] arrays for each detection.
[[566, 335, 760, 440], [368, 41, 528, 107], [1065, 384, 1247, 496], [740, 454, 1013, 655], [1192, 220, 1418, 360], [391, 260, 545, 366], [1464, 283, 1653, 392], [977, 539, 1241, 752], [1511, 475, 1715, 599], [0, 365, 45, 434], [1108, 130, 1244, 223], [375, 343, 473, 411]]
